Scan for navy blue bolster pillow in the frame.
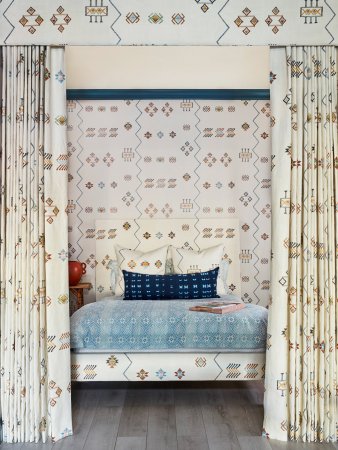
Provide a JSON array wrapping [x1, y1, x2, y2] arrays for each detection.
[[123, 267, 220, 300]]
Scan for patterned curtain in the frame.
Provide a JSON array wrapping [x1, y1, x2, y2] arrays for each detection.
[[0, 46, 72, 442], [263, 46, 338, 442]]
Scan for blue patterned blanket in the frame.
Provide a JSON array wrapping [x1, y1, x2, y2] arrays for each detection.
[[70, 297, 268, 352]]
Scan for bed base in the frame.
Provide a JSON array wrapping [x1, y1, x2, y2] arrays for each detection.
[[71, 351, 265, 382]]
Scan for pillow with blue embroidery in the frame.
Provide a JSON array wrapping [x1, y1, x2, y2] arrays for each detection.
[[123, 268, 219, 300]]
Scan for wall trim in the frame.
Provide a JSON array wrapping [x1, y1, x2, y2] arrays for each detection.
[[66, 89, 270, 101]]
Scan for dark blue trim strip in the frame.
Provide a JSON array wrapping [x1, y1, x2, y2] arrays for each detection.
[[66, 89, 270, 101]]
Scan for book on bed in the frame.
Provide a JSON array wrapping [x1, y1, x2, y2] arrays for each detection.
[[189, 301, 245, 315]]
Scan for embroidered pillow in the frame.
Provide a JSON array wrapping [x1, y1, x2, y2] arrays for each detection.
[[115, 245, 168, 297], [171, 245, 226, 295], [123, 268, 220, 300]]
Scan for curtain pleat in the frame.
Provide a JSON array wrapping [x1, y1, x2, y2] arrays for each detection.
[[263, 46, 338, 442], [0, 45, 72, 443]]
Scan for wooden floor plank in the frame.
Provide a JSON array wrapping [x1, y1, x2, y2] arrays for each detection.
[[240, 381, 265, 406], [11, 443, 54, 450], [222, 388, 262, 437], [117, 389, 149, 438], [53, 388, 100, 450], [238, 436, 272, 450], [83, 390, 123, 450], [0, 444, 24, 449], [177, 436, 210, 450], [82, 386, 126, 449], [174, 389, 206, 439], [244, 403, 264, 436], [199, 389, 240, 450], [148, 388, 175, 406], [147, 404, 177, 450], [1, 440, 53, 450], [115, 436, 147, 450]]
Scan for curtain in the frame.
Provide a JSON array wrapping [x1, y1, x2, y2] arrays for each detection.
[[0, 46, 72, 442], [263, 46, 338, 442]]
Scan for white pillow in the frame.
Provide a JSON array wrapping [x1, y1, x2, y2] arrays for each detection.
[[219, 259, 230, 294], [115, 245, 169, 297], [171, 245, 227, 295], [110, 260, 118, 295]]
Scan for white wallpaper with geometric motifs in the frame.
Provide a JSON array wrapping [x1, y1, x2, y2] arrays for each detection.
[[67, 99, 271, 307], [1, 1, 338, 46]]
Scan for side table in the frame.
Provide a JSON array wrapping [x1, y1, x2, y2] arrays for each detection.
[[69, 282, 92, 311]]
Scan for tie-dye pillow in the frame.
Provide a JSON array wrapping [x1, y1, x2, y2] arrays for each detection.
[[123, 268, 219, 300]]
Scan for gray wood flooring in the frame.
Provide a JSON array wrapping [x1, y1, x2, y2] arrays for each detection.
[[1, 381, 336, 450]]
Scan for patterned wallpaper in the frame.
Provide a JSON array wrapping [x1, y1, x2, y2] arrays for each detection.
[[1, 1, 337, 46], [67, 99, 271, 307]]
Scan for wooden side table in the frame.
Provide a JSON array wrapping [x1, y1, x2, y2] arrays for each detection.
[[70, 282, 92, 311]]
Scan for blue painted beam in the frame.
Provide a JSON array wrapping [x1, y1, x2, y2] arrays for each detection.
[[66, 89, 270, 101]]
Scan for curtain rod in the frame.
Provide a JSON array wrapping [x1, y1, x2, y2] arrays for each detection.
[[67, 88, 270, 101]]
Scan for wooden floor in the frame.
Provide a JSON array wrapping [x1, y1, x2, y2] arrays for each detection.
[[1, 381, 337, 450]]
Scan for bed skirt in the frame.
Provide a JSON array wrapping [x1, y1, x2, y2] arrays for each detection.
[[71, 351, 265, 382]]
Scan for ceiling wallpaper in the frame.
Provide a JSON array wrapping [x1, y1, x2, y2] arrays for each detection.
[[0, 0, 337, 45], [67, 99, 271, 307]]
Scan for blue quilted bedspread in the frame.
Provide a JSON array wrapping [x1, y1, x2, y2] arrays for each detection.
[[70, 297, 268, 352]]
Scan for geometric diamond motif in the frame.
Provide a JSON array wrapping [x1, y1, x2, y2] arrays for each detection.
[[195, 0, 216, 13], [86, 152, 99, 167], [162, 102, 173, 117], [195, 357, 207, 367], [203, 152, 217, 167], [19, 8, 44, 34], [279, 276, 287, 286], [50, 6, 71, 33], [172, 13, 185, 25], [265, 7, 286, 34], [144, 102, 158, 117], [148, 13, 163, 24], [145, 203, 158, 218], [126, 12, 140, 24], [234, 8, 258, 35], [181, 142, 194, 157], [45, 198, 59, 224], [220, 153, 232, 167], [103, 152, 114, 167]]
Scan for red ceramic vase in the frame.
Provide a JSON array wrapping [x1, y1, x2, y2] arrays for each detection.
[[68, 261, 86, 286]]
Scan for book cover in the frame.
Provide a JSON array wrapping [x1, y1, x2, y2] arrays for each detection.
[[189, 303, 245, 315]]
